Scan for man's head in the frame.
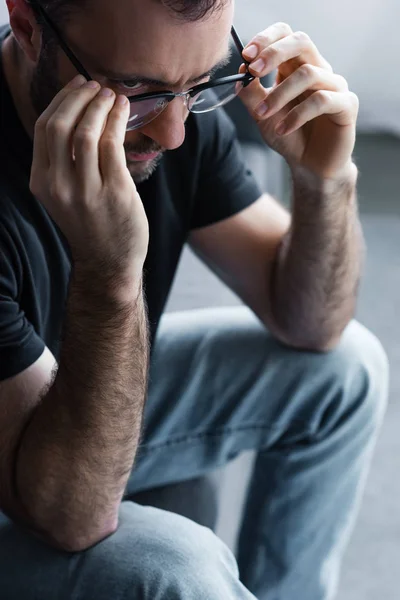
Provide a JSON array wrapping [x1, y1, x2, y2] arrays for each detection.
[[6, 0, 234, 182]]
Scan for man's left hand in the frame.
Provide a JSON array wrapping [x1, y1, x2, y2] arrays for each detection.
[[239, 23, 359, 180]]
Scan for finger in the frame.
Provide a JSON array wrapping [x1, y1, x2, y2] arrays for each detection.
[[98, 95, 130, 181], [31, 75, 86, 175], [238, 63, 272, 119], [247, 31, 328, 79], [275, 91, 359, 136], [46, 81, 102, 177], [73, 87, 118, 188], [243, 22, 293, 61], [258, 65, 349, 119]]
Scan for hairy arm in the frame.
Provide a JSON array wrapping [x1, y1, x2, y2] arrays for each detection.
[[190, 163, 362, 352], [5, 272, 149, 551], [271, 164, 363, 349]]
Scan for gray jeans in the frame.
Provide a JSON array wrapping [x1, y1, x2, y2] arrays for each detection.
[[0, 307, 389, 599]]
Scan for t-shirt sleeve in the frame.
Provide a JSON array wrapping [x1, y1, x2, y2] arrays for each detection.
[[190, 108, 263, 229], [0, 222, 45, 381]]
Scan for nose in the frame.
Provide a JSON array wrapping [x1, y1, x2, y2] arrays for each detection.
[[140, 97, 188, 151]]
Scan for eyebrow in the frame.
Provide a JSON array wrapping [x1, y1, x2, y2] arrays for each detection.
[[97, 51, 233, 88]]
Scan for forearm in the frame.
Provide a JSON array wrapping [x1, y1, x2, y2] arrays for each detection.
[[16, 269, 149, 550], [270, 163, 363, 350]]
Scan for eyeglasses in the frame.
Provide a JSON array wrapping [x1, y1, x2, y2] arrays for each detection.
[[30, 0, 255, 130]]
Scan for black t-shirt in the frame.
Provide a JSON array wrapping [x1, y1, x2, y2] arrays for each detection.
[[0, 25, 262, 381]]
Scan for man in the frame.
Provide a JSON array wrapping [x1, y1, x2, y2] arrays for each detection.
[[0, 0, 389, 598]]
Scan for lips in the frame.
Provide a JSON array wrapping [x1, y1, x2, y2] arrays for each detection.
[[126, 151, 161, 162]]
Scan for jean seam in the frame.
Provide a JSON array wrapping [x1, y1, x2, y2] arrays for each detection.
[[138, 422, 309, 452]]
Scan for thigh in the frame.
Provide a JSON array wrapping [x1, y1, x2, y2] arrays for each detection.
[[128, 307, 387, 495], [0, 502, 253, 600]]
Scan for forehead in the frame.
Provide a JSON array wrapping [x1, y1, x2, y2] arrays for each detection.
[[67, 0, 234, 86]]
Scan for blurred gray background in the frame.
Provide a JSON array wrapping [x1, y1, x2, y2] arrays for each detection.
[[1, 1, 399, 598], [165, 3, 400, 599]]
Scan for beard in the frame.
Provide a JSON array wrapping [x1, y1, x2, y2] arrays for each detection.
[[124, 139, 164, 183], [30, 36, 61, 119], [30, 38, 164, 184]]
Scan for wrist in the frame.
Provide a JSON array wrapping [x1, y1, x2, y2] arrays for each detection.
[[290, 162, 358, 196], [71, 263, 144, 306]]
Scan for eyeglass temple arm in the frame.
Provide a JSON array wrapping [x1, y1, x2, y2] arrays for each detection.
[[28, 0, 92, 81], [230, 26, 250, 66]]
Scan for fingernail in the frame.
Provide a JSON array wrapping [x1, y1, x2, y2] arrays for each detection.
[[70, 75, 86, 88], [255, 101, 269, 117], [85, 80, 100, 89], [276, 121, 287, 136], [117, 95, 128, 106], [251, 58, 265, 73], [99, 87, 114, 97], [243, 44, 258, 60]]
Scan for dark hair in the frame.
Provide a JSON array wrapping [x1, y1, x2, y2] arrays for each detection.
[[33, 0, 225, 25]]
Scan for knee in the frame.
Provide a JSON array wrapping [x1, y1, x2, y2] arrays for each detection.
[[86, 503, 243, 600], [332, 321, 388, 418], [130, 505, 237, 590], [276, 321, 388, 440], [309, 321, 389, 435]]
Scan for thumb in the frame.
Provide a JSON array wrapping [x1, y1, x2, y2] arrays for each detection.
[[238, 64, 272, 120]]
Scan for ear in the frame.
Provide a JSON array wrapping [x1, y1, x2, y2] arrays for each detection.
[[6, 0, 42, 64]]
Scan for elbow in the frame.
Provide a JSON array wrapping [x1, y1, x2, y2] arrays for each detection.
[[19, 509, 121, 553], [50, 521, 119, 553], [267, 306, 354, 353], [275, 333, 341, 353], [2, 469, 121, 553], [0, 502, 118, 553], [269, 322, 346, 353], [295, 336, 342, 353], [48, 515, 119, 552], [57, 532, 117, 553]]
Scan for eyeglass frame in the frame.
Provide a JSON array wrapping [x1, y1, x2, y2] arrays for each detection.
[[29, 0, 255, 119]]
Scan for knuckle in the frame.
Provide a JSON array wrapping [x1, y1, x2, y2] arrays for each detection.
[[336, 74, 349, 91], [276, 22, 293, 35], [265, 45, 279, 62], [289, 104, 301, 121], [349, 91, 360, 110], [111, 106, 126, 121], [314, 89, 331, 108], [100, 135, 118, 153], [49, 179, 67, 203], [47, 116, 69, 137], [298, 63, 316, 80], [256, 22, 292, 43], [255, 32, 271, 46], [293, 30, 311, 44], [34, 115, 47, 134], [74, 126, 97, 148]]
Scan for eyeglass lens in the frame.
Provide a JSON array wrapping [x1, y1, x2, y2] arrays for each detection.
[[126, 80, 245, 131], [189, 81, 245, 113]]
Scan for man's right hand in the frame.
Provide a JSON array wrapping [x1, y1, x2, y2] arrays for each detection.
[[30, 74, 149, 297]]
